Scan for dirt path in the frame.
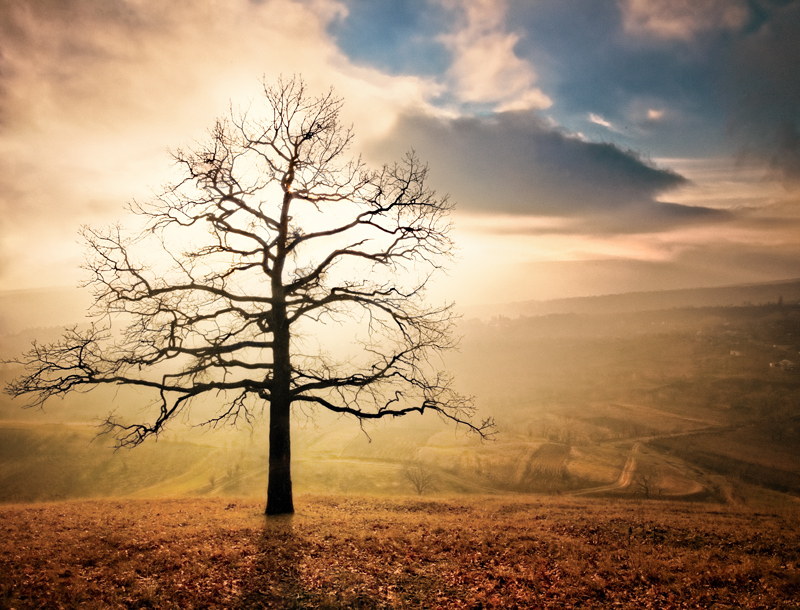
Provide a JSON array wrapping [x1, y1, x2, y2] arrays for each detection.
[[609, 402, 722, 427], [568, 442, 640, 496]]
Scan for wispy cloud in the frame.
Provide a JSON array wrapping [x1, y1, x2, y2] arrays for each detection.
[[589, 113, 614, 129], [437, 0, 551, 111], [618, 0, 749, 41]]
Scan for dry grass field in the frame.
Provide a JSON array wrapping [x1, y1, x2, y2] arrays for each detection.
[[2, 495, 799, 609], [2, 303, 800, 607]]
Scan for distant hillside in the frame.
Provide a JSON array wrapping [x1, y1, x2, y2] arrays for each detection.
[[460, 278, 800, 319], [4, 278, 800, 333]]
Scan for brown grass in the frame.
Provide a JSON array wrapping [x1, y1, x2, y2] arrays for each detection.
[[2, 495, 799, 609]]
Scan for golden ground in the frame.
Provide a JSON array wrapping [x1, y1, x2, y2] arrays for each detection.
[[2, 495, 799, 609]]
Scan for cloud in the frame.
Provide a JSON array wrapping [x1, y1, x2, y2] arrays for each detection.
[[589, 113, 613, 129], [0, 0, 335, 288], [454, 242, 800, 304], [437, 0, 551, 111], [618, 0, 749, 41], [1, 0, 795, 303], [433, 185, 800, 304], [472, 202, 729, 236], [0, 0, 432, 289], [0, 1, 337, 133], [327, 0, 451, 77], [367, 110, 712, 233], [726, 2, 800, 184], [587, 112, 632, 135]]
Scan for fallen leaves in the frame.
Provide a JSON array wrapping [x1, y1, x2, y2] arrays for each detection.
[[1, 496, 799, 608]]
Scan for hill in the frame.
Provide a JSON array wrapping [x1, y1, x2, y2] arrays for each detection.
[[460, 277, 800, 319], [3, 277, 799, 335], [1, 278, 800, 508], [1, 495, 798, 609], [2, 302, 800, 507]]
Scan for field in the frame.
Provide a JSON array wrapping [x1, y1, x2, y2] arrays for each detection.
[[2, 495, 800, 609], [2, 300, 800, 607], [2, 302, 800, 505]]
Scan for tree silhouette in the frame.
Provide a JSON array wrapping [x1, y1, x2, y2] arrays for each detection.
[[5, 77, 492, 514], [634, 466, 659, 499], [403, 461, 438, 495]]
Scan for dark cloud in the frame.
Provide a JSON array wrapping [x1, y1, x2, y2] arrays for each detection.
[[503, 0, 733, 157], [727, 1, 800, 182], [368, 110, 716, 233]]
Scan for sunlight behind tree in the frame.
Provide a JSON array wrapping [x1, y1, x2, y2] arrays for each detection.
[[5, 77, 493, 515]]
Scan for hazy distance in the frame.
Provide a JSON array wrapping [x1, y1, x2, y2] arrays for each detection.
[[2, 1, 800, 505]]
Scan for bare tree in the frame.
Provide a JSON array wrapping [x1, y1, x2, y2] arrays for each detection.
[[634, 466, 659, 499], [403, 461, 437, 495], [5, 77, 493, 515]]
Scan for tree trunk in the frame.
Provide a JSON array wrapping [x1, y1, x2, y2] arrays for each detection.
[[266, 308, 293, 515], [266, 390, 293, 515], [265, 173, 295, 516], [265, 287, 294, 515]]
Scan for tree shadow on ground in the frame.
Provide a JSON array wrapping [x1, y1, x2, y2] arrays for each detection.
[[234, 512, 446, 609], [236, 516, 308, 609]]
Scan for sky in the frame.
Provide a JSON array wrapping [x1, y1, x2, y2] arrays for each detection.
[[1, 0, 799, 307]]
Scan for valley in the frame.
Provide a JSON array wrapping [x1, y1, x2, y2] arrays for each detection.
[[2, 292, 799, 507]]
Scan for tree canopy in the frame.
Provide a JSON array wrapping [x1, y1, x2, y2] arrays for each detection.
[[6, 77, 493, 514]]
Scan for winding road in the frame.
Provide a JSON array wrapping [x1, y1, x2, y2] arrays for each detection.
[[568, 442, 640, 496]]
